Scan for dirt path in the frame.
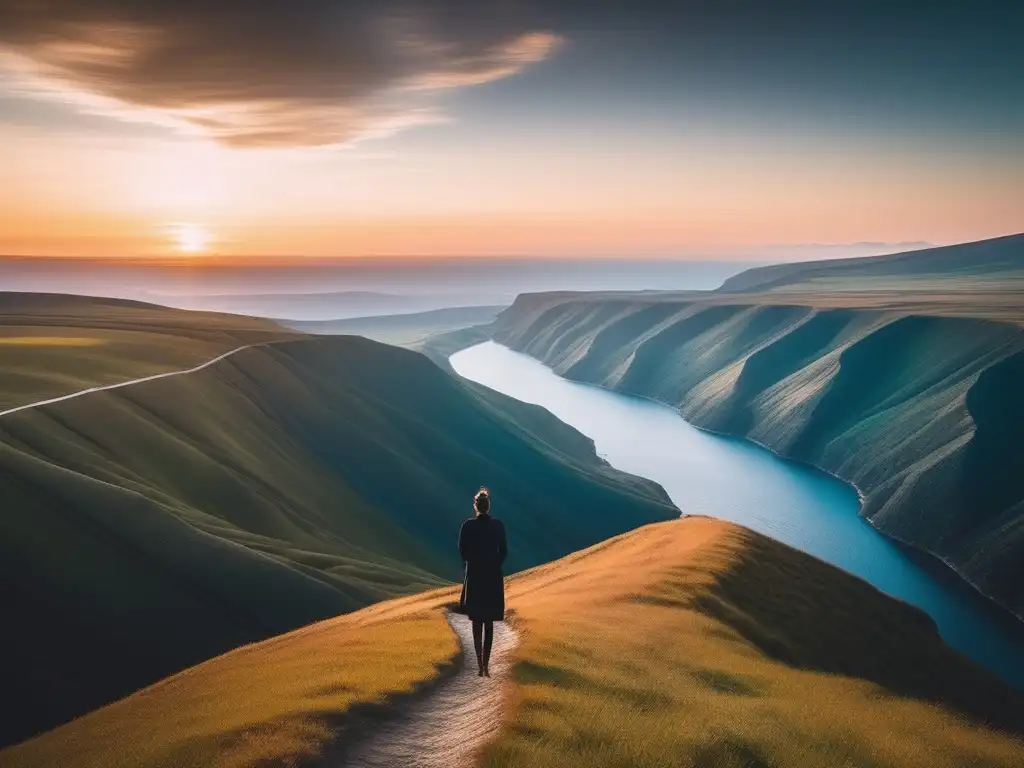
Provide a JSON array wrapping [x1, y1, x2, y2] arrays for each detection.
[[1, 342, 521, 765], [339, 613, 517, 768], [0, 343, 260, 418]]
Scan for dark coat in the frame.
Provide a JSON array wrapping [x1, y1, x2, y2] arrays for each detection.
[[458, 514, 507, 622]]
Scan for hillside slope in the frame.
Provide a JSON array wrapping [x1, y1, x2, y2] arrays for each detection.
[[720, 232, 1024, 293], [0, 332, 675, 747], [0, 292, 295, 410], [4, 518, 1022, 768], [493, 287, 1024, 618]]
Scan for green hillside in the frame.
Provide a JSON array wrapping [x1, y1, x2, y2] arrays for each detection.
[[0, 292, 294, 410], [492, 237, 1024, 619], [719, 232, 1024, 294], [0, 306, 675, 748]]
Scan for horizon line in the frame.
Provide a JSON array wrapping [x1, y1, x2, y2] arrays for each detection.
[[0, 240, 967, 267]]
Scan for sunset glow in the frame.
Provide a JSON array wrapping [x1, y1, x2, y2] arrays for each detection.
[[0, 3, 1020, 259], [171, 224, 210, 255]]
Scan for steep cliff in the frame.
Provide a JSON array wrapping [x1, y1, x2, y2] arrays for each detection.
[[494, 291, 1024, 617]]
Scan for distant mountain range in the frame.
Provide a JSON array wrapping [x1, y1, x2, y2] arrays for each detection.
[[157, 290, 499, 321]]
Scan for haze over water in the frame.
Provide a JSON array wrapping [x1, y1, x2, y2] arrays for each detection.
[[452, 341, 1024, 688], [0, 258, 756, 320]]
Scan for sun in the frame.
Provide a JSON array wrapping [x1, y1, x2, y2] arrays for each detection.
[[172, 224, 210, 255]]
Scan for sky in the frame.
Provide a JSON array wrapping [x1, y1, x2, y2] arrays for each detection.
[[0, 1, 1021, 259]]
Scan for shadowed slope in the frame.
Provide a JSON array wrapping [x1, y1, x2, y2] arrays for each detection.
[[713, 308, 860, 434], [0, 452, 353, 750], [0, 332, 675, 746], [0, 588, 461, 768]]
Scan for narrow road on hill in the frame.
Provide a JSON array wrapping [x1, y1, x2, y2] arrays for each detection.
[[339, 613, 517, 768], [0, 343, 260, 418]]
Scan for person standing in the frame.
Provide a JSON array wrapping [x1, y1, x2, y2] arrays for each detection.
[[458, 488, 507, 677]]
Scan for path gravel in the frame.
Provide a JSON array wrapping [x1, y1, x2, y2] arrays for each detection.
[[339, 613, 517, 768]]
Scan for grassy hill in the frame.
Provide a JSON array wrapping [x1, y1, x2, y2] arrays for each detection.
[[482, 519, 1024, 768], [720, 232, 1024, 295], [0, 298, 675, 747], [491, 235, 1024, 619], [4, 518, 1021, 768], [0, 292, 294, 410]]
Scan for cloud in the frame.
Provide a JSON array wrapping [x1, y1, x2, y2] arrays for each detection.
[[0, 1, 561, 146]]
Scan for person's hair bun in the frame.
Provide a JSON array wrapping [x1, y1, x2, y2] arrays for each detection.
[[474, 487, 491, 515]]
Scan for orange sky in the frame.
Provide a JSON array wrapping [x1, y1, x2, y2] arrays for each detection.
[[2, 122, 1020, 258], [1, 2, 1022, 259]]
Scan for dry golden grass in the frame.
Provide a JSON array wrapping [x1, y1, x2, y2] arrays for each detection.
[[483, 518, 1024, 768], [0, 589, 460, 768], [5, 519, 1022, 768]]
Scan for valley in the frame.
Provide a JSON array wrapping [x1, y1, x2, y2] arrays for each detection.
[[489, 235, 1024, 620], [0, 296, 675, 747], [3, 4, 1019, 764], [2, 234, 1023, 767], [451, 341, 1024, 686]]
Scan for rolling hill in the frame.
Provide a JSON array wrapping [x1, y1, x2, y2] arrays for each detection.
[[720, 232, 1024, 294], [491, 234, 1024, 619], [0, 296, 676, 748], [3, 518, 1021, 768], [0, 292, 295, 410]]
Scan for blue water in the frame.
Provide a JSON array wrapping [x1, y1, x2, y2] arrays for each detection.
[[451, 341, 1024, 687]]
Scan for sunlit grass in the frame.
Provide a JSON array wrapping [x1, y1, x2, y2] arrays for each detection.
[[482, 519, 1024, 768], [0, 336, 107, 347]]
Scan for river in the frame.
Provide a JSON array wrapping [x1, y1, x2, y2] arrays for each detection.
[[450, 341, 1024, 687]]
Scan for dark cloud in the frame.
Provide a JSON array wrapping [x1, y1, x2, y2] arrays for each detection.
[[0, 1, 560, 146]]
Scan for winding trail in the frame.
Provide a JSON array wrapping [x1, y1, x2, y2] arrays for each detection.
[[0, 343, 260, 418], [2, 340, 523, 765], [339, 613, 517, 768]]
